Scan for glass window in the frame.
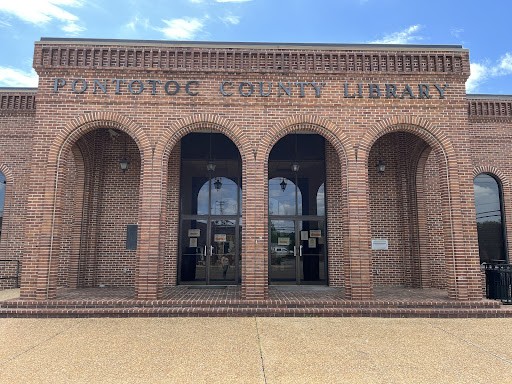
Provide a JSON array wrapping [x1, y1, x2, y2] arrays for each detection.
[[180, 133, 242, 216], [268, 134, 325, 217], [474, 173, 507, 263], [0, 172, 4, 239]]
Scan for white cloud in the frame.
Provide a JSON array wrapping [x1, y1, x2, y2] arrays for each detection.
[[369, 25, 422, 44], [0, 67, 38, 87], [466, 53, 512, 93], [216, 0, 252, 2], [157, 18, 204, 40], [466, 63, 488, 93], [125, 15, 150, 32], [0, 19, 10, 27], [0, 0, 85, 35], [220, 14, 239, 25], [450, 27, 464, 38]]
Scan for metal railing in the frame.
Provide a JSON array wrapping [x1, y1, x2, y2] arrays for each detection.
[[0, 259, 20, 288], [484, 263, 512, 304]]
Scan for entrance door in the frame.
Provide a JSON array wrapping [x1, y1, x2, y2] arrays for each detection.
[[268, 134, 327, 285], [270, 219, 326, 284], [180, 218, 240, 284]]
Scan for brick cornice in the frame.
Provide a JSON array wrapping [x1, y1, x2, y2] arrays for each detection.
[[468, 97, 512, 120], [0, 91, 36, 111], [33, 40, 469, 76]]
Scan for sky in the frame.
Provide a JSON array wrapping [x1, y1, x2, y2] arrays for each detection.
[[0, 0, 511, 95]]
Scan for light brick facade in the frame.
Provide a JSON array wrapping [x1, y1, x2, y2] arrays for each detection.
[[0, 38, 510, 303]]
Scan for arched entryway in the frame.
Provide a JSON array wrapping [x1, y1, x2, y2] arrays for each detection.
[[57, 128, 142, 289], [268, 133, 327, 285], [368, 131, 448, 291], [177, 132, 242, 285]]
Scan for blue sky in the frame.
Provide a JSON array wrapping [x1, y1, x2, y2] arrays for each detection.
[[0, 0, 511, 94]]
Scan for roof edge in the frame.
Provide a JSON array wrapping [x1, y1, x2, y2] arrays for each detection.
[[467, 94, 512, 100], [0, 87, 38, 92], [37, 37, 467, 52]]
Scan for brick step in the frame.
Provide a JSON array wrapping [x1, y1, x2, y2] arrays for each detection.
[[0, 299, 502, 310], [0, 305, 511, 318]]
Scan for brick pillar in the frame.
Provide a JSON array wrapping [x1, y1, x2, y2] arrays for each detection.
[[343, 160, 373, 300], [135, 150, 164, 299], [241, 158, 268, 300], [441, 164, 482, 301], [21, 150, 63, 300]]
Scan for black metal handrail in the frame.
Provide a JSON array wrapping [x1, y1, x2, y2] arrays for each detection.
[[484, 263, 512, 304], [0, 259, 20, 288]]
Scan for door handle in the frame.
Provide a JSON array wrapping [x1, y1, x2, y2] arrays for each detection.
[[299, 245, 303, 257], [210, 245, 214, 256], [293, 246, 297, 257], [203, 245, 207, 257]]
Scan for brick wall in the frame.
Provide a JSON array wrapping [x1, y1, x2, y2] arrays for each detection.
[[0, 90, 35, 289]]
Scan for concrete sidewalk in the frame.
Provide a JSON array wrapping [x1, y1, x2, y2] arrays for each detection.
[[1, 316, 511, 383]]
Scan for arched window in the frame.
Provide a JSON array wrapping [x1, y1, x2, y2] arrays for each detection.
[[474, 173, 507, 263], [0, 172, 5, 240]]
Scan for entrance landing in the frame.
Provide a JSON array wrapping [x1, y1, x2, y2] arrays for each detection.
[[1, 286, 510, 318]]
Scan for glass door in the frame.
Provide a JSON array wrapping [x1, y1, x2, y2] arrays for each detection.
[[299, 220, 326, 284], [180, 219, 208, 283], [270, 220, 296, 282], [269, 219, 326, 284], [210, 219, 237, 283], [180, 218, 240, 284]]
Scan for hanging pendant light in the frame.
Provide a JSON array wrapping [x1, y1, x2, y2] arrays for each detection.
[[206, 128, 216, 172], [214, 177, 222, 190], [280, 178, 287, 192], [291, 132, 300, 172], [119, 133, 130, 173]]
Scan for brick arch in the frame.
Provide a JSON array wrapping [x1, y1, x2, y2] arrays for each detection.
[[358, 116, 456, 163], [258, 115, 352, 163], [0, 164, 13, 184], [49, 112, 151, 165], [160, 114, 251, 163], [473, 166, 510, 186]]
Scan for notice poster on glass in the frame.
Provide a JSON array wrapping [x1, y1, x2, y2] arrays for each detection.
[[308, 237, 317, 248], [300, 231, 309, 241], [278, 237, 290, 246], [189, 238, 198, 247], [309, 230, 321, 238], [188, 229, 200, 237], [214, 234, 227, 242]]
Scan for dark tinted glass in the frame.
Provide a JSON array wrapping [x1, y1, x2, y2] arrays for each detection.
[[474, 174, 506, 263]]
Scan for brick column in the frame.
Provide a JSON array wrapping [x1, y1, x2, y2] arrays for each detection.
[[135, 149, 164, 299], [241, 157, 268, 300], [343, 160, 373, 300]]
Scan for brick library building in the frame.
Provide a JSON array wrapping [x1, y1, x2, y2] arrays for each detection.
[[1, 38, 511, 316]]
